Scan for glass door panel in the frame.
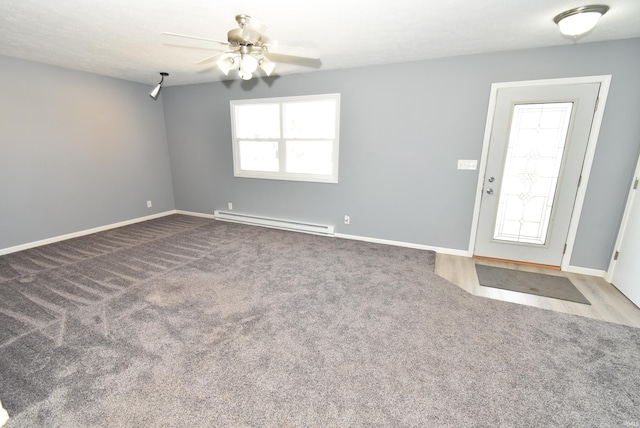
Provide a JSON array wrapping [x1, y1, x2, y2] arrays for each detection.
[[493, 103, 573, 245]]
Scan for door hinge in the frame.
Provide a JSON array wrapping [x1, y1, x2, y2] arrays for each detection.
[[577, 175, 582, 188], [563, 244, 567, 255], [614, 251, 620, 261], [594, 96, 599, 112], [634, 178, 639, 190]]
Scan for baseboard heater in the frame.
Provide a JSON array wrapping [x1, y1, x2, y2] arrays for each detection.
[[213, 210, 335, 236]]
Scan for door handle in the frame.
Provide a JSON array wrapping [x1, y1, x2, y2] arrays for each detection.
[[486, 188, 494, 195]]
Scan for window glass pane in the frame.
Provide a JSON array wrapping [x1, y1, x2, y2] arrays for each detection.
[[231, 94, 340, 183], [493, 102, 573, 245], [239, 140, 279, 172], [283, 100, 336, 139], [286, 140, 333, 175], [235, 104, 280, 138]]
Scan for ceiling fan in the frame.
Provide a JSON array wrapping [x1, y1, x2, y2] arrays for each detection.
[[162, 14, 320, 80]]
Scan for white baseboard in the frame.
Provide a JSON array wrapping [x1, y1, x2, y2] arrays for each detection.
[[565, 265, 606, 278], [2, 209, 606, 279], [334, 233, 470, 256], [175, 210, 215, 219], [177, 210, 471, 257], [0, 210, 177, 256], [176, 210, 472, 257]]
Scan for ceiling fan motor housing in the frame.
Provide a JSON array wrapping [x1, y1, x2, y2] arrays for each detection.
[[227, 28, 262, 46]]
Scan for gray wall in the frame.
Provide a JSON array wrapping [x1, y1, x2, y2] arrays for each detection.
[[0, 56, 175, 249], [2, 39, 638, 270], [163, 38, 640, 271]]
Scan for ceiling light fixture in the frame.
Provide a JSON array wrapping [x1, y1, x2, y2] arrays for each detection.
[[236, 54, 275, 80], [259, 57, 276, 77], [162, 14, 321, 82], [234, 46, 262, 81], [553, 5, 609, 38], [216, 55, 235, 76], [149, 72, 169, 100]]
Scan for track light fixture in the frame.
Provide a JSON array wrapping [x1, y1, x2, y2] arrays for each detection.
[[553, 5, 609, 38], [149, 72, 169, 100]]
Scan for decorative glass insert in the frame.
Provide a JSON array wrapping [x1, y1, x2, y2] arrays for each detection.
[[493, 102, 573, 245]]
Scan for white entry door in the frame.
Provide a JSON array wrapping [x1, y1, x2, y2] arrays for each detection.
[[474, 82, 601, 266], [609, 156, 640, 307]]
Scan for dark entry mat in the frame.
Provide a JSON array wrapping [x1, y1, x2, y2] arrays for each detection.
[[475, 264, 591, 305]]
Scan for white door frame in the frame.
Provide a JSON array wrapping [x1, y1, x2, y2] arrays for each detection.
[[606, 153, 640, 283], [468, 75, 612, 271]]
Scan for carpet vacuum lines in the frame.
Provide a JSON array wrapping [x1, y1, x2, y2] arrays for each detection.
[[0, 214, 639, 427]]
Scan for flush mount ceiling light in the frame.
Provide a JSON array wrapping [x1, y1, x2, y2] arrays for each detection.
[[149, 72, 169, 100], [553, 5, 609, 38]]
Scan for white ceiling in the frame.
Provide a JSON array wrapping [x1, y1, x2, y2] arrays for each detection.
[[1, 0, 639, 87]]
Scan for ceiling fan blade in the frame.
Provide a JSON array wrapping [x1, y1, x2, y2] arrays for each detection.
[[161, 32, 229, 46], [266, 43, 320, 60], [267, 52, 322, 69], [163, 43, 226, 52], [196, 52, 227, 65]]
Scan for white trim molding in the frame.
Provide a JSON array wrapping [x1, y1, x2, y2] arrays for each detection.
[[605, 152, 640, 283], [335, 233, 470, 257], [565, 265, 606, 278], [175, 210, 215, 219], [0, 211, 177, 256], [1, 209, 604, 280]]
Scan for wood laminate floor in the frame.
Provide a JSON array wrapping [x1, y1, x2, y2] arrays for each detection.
[[435, 253, 640, 328]]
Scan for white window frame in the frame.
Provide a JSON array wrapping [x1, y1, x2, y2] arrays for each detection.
[[230, 93, 341, 183]]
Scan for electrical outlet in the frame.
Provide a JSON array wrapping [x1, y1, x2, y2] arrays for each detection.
[[344, 215, 350, 225], [228, 202, 233, 210], [147, 200, 152, 208]]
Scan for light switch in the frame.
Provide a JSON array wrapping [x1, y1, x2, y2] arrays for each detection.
[[457, 160, 478, 170]]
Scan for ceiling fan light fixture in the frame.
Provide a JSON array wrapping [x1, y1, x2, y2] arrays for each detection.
[[240, 54, 259, 73], [163, 14, 320, 82], [216, 56, 235, 75], [238, 69, 253, 80], [553, 5, 609, 37], [259, 57, 276, 76]]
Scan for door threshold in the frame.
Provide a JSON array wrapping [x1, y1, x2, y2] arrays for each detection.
[[473, 255, 561, 271]]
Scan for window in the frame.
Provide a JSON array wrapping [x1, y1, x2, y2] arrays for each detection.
[[230, 93, 340, 183]]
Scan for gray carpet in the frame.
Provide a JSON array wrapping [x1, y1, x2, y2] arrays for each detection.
[[1, 215, 639, 427], [476, 264, 591, 305]]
